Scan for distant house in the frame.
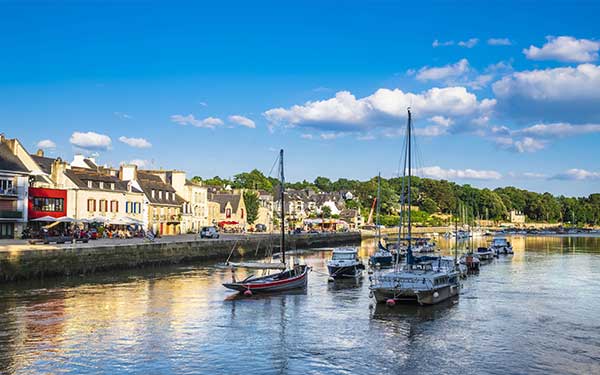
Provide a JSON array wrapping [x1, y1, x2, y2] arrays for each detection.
[[0, 135, 30, 238], [510, 210, 526, 224], [208, 192, 247, 229], [340, 209, 363, 229]]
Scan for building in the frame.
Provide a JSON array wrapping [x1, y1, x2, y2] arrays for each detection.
[[339, 209, 363, 229], [510, 210, 526, 224], [208, 192, 247, 229], [0, 136, 30, 238], [256, 190, 274, 231]]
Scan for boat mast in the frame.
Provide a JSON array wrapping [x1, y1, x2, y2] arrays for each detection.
[[454, 205, 458, 262], [376, 172, 381, 242], [280, 149, 286, 265], [406, 108, 413, 266]]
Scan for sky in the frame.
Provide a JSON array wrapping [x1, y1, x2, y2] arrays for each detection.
[[1, 0, 600, 196]]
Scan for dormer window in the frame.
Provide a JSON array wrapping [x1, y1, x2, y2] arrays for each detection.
[[159, 191, 163, 199], [87, 181, 93, 188], [152, 190, 155, 198], [99, 182, 104, 189], [110, 183, 115, 190]]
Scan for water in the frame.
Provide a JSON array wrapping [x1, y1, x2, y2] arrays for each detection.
[[1, 235, 599, 375]]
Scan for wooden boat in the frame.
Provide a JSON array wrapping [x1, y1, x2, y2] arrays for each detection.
[[223, 149, 310, 294]]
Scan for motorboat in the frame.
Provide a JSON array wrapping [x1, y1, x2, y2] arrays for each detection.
[[327, 247, 365, 279]]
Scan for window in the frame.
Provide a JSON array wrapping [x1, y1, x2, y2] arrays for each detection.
[[33, 197, 64, 212], [226, 208, 232, 218], [110, 200, 119, 212], [159, 191, 163, 199], [87, 199, 96, 212], [151, 190, 155, 198], [87, 181, 93, 188], [125, 201, 130, 213], [0, 179, 14, 194], [110, 183, 115, 190], [99, 199, 107, 212], [241, 208, 244, 219], [99, 182, 104, 189]]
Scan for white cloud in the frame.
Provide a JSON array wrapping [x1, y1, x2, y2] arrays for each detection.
[[429, 116, 453, 127], [523, 36, 600, 62], [69, 131, 112, 151], [199, 101, 208, 107], [114, 112, 132, 119], [517, 122, 600, 137], [320, 132, 343, 140], [36, 139, 56, 149], [264, 86, 494, 133], [357, 134, 375, 141], [552, 169, 600, 180], [458, 38, 479, 48], [488, 38, 512, 46], [121, 159, 151, 168], [492, 63, 600, 122], [228, 115, 256, 128], [493, 135, 547, 153], [118, 136, 152, 148], [300, 134, 313, 139], [523, 172, 547, 178], [415, 166, 502, 180], [432, 39, 454, 47], [416, 59, 470, 81], [170, 114, 224, 129]]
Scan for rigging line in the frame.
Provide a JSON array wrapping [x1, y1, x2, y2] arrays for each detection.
[[267, 152, 280, 178]]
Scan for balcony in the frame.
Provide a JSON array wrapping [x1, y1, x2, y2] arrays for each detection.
[[0, 188, 18, 197], [0, 210, 23, 219]]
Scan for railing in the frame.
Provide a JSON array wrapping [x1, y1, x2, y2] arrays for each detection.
[[0, 210, 23, 219], [0, 188, 18, 196]]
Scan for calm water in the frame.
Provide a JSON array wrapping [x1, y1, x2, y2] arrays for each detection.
[[1, 235, 599, 375]]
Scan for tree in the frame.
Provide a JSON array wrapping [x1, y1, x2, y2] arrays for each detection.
[[321, 205, 332, 218], [203, 176, 231, 187], [314, 176, 333, 192], [420, 197, 439, 214], [243, 191, 260, 225], [233, 169, 273, 190]]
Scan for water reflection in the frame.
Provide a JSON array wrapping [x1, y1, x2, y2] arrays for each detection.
[[0, 235, 598, 374]]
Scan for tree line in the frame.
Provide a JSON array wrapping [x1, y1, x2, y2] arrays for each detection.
[[192, 170, 600, 226]]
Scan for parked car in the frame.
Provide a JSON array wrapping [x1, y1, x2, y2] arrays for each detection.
[[200, 226, 220, 239], [255, 224, 267, 232]]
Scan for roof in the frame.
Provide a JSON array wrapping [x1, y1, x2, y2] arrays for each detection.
[[137, 171, 184, 206], [210, 193, 241, 213], [64, 167, 141, 193], [30, 154, 56, 174], [0, 143, 28, 173], [84, 158, 98, 169]]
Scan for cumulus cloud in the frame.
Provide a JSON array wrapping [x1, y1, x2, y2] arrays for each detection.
[[415, 166, 502, 180], [492, 63, 600, 123], [170, 114, 224, 129], [488, 38, 512, 46], [492, 135, 546, 153], [36, 139, 56, 149], [516, 122, 600, 137], [300, 134, 313, 139], [458, 38, 479, 48], [228, 115, 256, 128], [69, 131, 112, 151], [523, 36, 600, 62], [118, 136, 152, 148], [264, 87, 494, 134], [416, 59, 470, 81], [552, 169, 600, 180], [432, 39, 454, 47]]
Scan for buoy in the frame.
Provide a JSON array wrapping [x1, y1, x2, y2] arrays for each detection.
[[433, 292, 439, 298], [386, 299, 396, 307], [243, 290, 253, 297], [328, 277, 335, 282]]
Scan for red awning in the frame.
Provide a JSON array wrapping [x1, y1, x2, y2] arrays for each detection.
[[218, 220, 239, 226]]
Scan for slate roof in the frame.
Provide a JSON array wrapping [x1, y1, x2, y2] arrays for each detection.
[[137, 171, 184, 206], [0, 143, 28, 173], [64, 167, 141, 193], [30, 154, 56, 174], [210, 193, 241, 213]]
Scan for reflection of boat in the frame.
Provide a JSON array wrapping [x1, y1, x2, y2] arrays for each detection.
[[412, 238, 436, 253], [369, 109, 461, 306], [223, 149, 310, 295], [489, 237, 513, 255], [327, 247, 365, 279]]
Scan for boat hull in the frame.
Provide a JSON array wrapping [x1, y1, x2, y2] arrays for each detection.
[[223, 265, 309, 293], [327, 264, 363, 279], [372, 284, 460, 305]]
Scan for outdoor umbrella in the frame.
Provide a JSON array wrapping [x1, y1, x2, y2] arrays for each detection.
[[110, 217, 132, 225], [56, 216, 76, 223], [31, 216, 57, 222], [90, 216, 109, 223]]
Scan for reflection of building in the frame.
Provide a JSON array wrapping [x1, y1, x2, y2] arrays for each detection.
[[0, 135, 30, 238], [510, 210, 526, 224]]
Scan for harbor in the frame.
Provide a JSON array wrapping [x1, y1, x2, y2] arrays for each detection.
[[0, 235, 598, 375]]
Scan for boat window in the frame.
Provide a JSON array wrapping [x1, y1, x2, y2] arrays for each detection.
[[332, 252, 356, 260]]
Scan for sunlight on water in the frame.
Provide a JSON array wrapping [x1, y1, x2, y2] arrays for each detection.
[[0, 235, 599, 374]]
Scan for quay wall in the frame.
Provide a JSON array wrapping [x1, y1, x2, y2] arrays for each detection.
[[0, 232, 361, 281]]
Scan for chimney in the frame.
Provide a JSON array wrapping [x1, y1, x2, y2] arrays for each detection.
[[51, 158, 67, 186], [36, 149, 44, 157], [0, 133, 5, 143], [119, 164, 138, 181]]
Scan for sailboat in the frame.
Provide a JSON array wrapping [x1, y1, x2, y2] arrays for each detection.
[[369, 173, 394, 267], [223, 149, 310, 295], [369, 108, 461, 306]]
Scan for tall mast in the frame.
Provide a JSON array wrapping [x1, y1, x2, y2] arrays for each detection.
[[376, 172, 381, 241], [406, 108, 413, 265], [280, 149, 286, 265], [454, 206, 458, 262]]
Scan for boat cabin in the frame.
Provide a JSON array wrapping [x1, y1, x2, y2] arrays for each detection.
[[492, 237, 509, 247], [331, 248, 359, 261]]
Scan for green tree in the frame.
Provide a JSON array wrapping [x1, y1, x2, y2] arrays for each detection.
[[243, 191, 260, 225], [420, 197, 439, 214], [314, 176, 333, 192], [321, 205, 332, 218], [233, 169, 273, 190]]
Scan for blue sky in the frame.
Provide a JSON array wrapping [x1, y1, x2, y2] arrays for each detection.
[[1, 1, 600, 196]]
